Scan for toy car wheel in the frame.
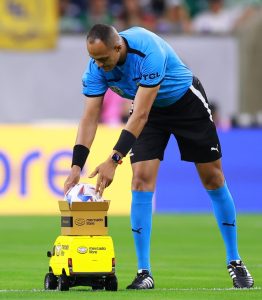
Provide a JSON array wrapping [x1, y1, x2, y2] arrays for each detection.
[[57, 274, 70, 291], [92, 285, 104, 290], [44, 272, 57, 290], [91, 279, 104, 290], [105, 275, 118, 291]]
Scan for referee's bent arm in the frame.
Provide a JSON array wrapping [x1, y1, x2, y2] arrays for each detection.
[[124, 85, 160, 138]]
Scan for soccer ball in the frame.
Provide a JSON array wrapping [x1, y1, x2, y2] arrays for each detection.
[[65, 183, 102, 205]]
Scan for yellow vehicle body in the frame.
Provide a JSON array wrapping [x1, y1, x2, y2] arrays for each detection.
[[49, 235, 115, 276], [45, 235, 117, 291]]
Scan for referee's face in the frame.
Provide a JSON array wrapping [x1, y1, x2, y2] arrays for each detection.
[[87, 39, 121, 72]]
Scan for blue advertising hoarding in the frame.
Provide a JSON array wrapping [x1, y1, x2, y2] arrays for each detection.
[[156, 129, 262, 213]]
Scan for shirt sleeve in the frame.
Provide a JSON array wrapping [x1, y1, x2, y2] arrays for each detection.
[[139, 48, 167, 88], [82, 59, 108, 97]]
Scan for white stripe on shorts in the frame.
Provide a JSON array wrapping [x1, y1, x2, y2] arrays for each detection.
[[190, 85, 213, 122]]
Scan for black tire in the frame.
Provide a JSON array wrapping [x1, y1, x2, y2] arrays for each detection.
[[57, 274, 70, 291], [44, 272, 57, 290], [92, 285, 104, 290], [105, 275, 118, 291]]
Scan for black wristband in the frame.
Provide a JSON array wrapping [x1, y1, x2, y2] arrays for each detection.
[[113, 129, 136, 157], [71, 144, 90, 170]]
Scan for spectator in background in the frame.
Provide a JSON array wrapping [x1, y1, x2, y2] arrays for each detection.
[[184, 0, 208, 18], [156, 0, 192, 34], [84, 0, 114, 31], [192, 0, 252, 34], [59, 0, 259, 35], [116, 0, 156, 31], [59, 0, 84, 33], [151, 0, 166, 17]]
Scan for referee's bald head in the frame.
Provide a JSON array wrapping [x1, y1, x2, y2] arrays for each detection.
[[87, 24, 121, 49]]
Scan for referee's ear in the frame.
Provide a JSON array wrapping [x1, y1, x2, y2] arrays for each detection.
[[114, 45, 121, 52]]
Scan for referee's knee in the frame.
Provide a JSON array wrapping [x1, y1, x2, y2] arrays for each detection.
[[131, 175, 155, 191], [201, 171, 225, 190]]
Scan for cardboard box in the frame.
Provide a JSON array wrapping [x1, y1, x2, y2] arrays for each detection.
[[59, 201, 110, 236]]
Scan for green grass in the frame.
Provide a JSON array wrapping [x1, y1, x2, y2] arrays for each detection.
[[0, 214, 261, 300]]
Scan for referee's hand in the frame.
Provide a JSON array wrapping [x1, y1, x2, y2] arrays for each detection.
[[89, 157, 117, 196], [64, 165, 81, 195]]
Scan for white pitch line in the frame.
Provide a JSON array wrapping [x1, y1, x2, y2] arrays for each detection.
[[0, 287, 261, 292], [156, 287, 262, 291], [0, 289, 47, 293]]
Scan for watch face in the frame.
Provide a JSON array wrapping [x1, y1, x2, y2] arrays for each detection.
[[112, 153, 122, 163], [113, 153, 120, 160]]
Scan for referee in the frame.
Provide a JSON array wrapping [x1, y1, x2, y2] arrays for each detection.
[[64, 24, 254, 290]]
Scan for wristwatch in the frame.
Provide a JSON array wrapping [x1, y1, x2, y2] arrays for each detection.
[[111, 152, 123, 165]]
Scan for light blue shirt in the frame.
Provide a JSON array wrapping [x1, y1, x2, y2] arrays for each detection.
[[82, 27, 193, 107]]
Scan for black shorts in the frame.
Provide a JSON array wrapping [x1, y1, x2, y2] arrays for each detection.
[[130, 77, 222, 164]]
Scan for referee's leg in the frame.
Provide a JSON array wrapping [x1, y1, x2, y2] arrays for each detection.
[[195, 158, 224, 190], [132, 159, 160, 191], [128, 159, 159, 287], [195, 158, 241, 264]]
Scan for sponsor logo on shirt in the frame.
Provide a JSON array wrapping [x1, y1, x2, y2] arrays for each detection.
[[133, 72, 160, 81]]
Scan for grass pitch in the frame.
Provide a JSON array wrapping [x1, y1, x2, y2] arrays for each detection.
[[0, 214, 261, 300]]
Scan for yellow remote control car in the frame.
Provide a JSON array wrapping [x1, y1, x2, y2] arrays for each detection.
[[44, 235, 117, 291]]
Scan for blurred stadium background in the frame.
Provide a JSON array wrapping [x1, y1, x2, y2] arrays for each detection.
[[0, 0, 262, 296], [0, 0, 261, 215]]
